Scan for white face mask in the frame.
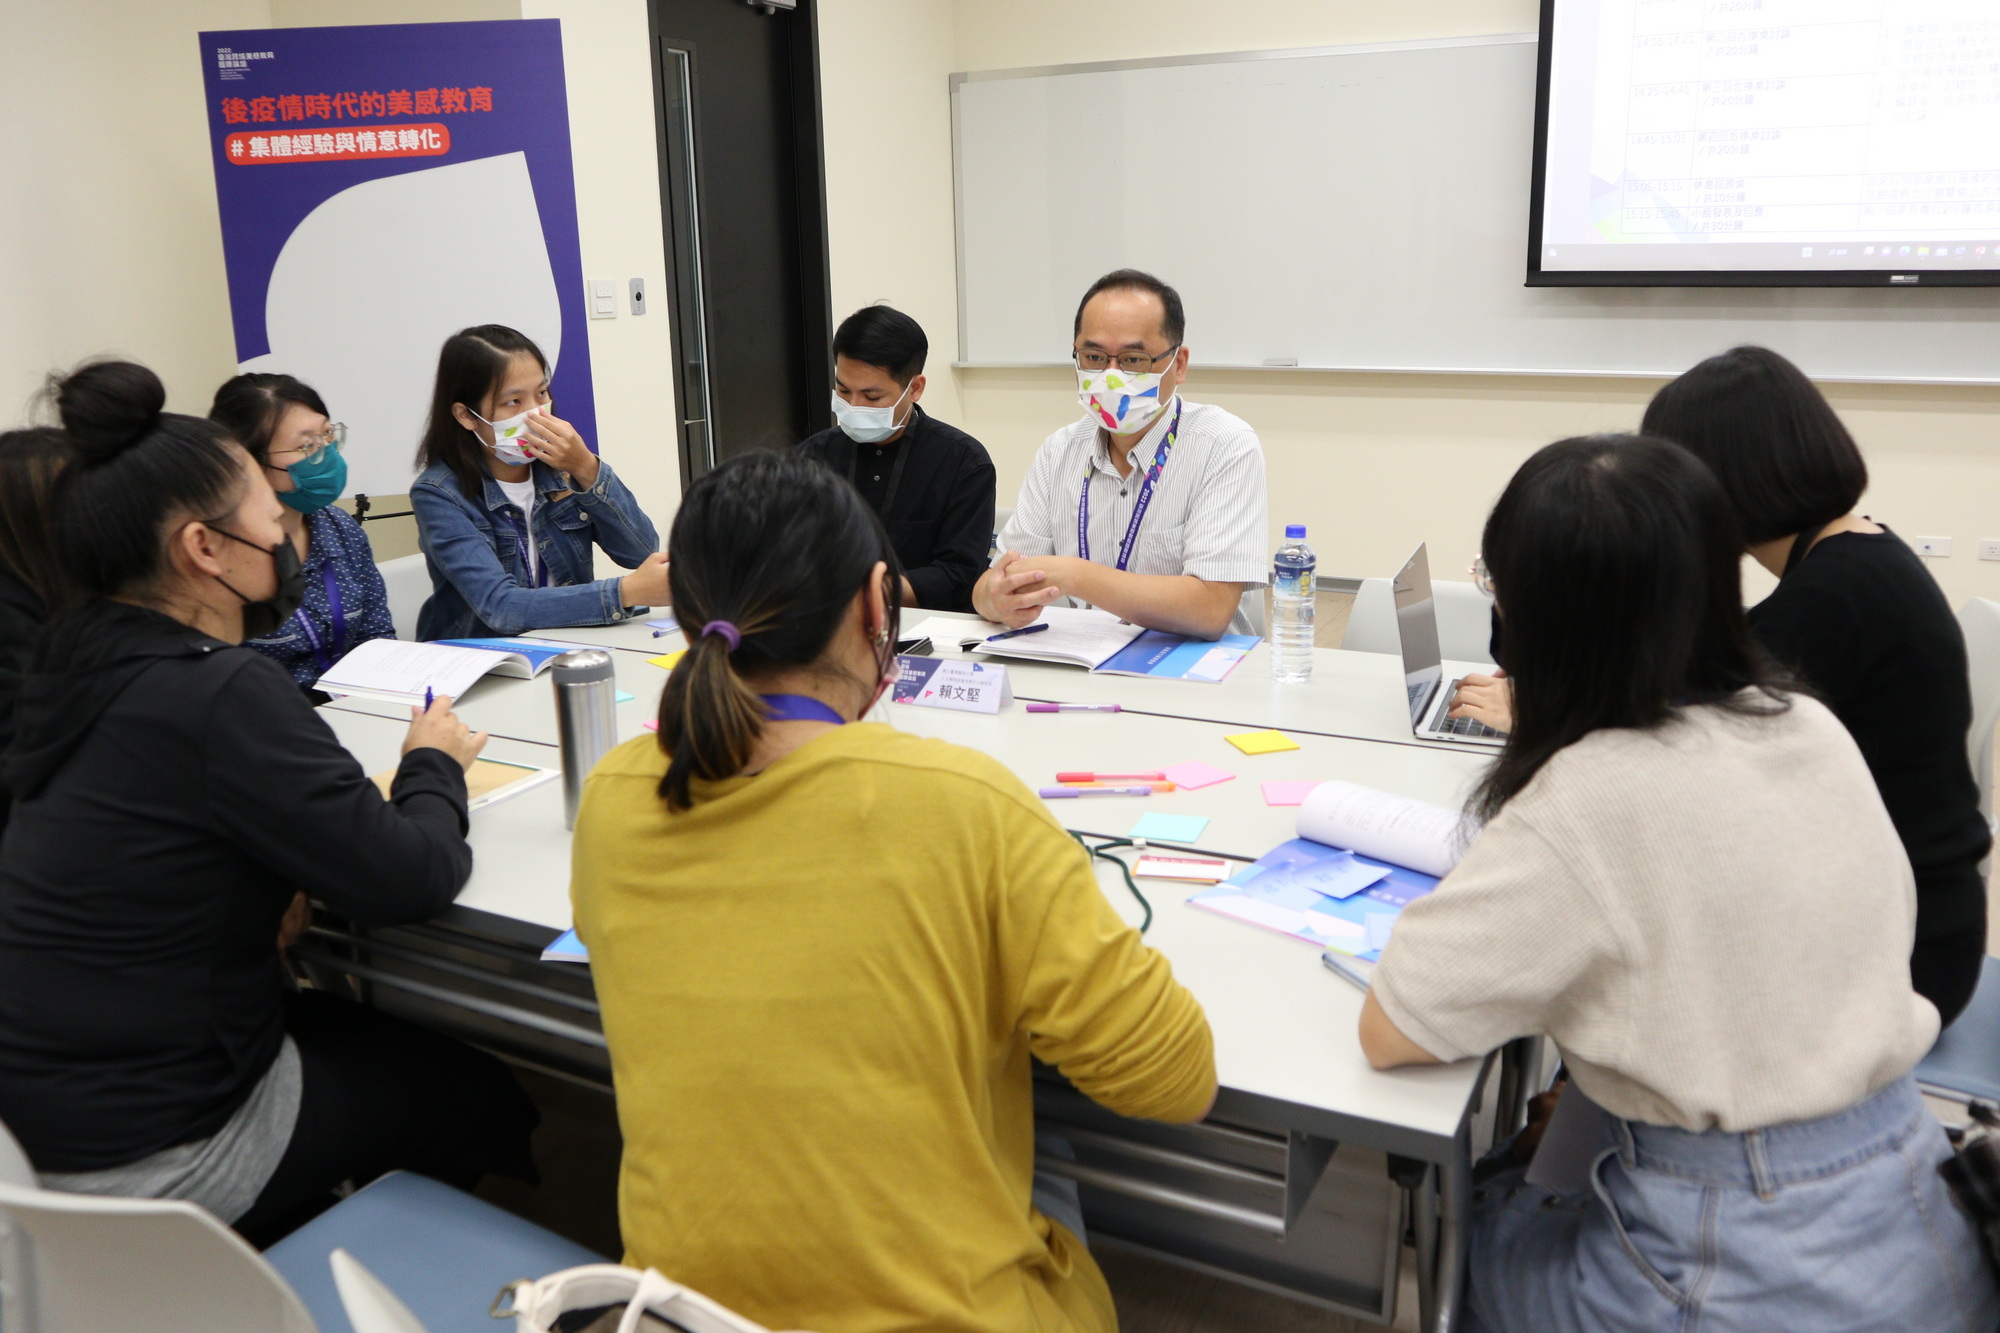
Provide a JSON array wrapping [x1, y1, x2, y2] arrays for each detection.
[[472, 405, 540, 465], [830, 382, 913, 445], [1077, 364, 1170, 435]]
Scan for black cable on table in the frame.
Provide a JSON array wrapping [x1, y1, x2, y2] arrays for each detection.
[[1067, 831, 1152, 934]]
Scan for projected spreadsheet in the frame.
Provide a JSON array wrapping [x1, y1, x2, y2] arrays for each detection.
[[1539, 0, 2000, 274]]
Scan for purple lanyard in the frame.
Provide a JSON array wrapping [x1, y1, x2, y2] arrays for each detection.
[[294, 565, 345, 674], [1077, 400, 1181, 571], [761, 693, 845, 725], [506, 507, 551, 588]]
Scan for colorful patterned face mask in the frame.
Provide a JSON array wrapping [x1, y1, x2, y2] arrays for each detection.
[[1077, 365, 1169, 434]]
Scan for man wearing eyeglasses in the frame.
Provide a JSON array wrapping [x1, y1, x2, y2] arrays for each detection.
[[973, 269, 1268, 639]]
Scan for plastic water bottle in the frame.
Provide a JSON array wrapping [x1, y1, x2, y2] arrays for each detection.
[[1271, 524, 1316, 683]]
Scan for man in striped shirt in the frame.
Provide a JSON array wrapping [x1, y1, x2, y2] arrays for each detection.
[[975, 270, 1269, 639]]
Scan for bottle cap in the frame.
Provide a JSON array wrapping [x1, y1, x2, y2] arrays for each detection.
[[1285, 524, 1306, 540]]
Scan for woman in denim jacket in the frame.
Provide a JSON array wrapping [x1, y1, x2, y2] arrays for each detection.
[[410, 325, 669, 640]]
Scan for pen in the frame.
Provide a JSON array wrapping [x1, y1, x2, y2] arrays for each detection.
[[1027, 702, 1121, 713], [1321, 950, 1373, 993], [1038, 785, 1156, 799], [424, 686, 433, 711], [652, 629, 675, 637], [984, 623, 1051, 643], [1056, 770, 1165, 782], [1064, 780, 1176, 792]]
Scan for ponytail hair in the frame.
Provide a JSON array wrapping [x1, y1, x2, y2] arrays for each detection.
[[0, 427, 77, 609], [657, 451, 901, 810]]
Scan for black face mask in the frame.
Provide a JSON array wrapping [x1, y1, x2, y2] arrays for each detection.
[[212, 527, 305, 639]]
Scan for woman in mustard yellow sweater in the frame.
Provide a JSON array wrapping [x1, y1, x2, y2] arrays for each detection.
[[570, 451, 1215, 1333]]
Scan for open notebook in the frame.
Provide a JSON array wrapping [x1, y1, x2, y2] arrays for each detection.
[[317, 638, 576, 707], [907, 608, 1257, 682]]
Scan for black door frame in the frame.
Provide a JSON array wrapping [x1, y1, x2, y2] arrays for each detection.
[[647, 0, 833, 488]]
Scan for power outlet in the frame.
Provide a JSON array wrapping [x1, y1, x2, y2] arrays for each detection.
[[1980, 539, 2000, 562], [1913, 535, 1953, 558]]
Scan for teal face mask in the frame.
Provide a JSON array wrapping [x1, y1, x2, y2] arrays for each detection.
[[279, 441, 348, 514]]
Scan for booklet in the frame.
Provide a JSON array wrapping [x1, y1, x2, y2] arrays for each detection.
[[907, 609, 1257, 681], [317, 638, 570, 706], [1189, 780, 1470, 958]]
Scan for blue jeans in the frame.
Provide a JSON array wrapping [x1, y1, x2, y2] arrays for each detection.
[[1467, 1074, 1998, 1333]]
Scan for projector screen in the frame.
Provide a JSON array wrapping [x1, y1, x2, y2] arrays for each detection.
[[1529, 0, 2000, 286]]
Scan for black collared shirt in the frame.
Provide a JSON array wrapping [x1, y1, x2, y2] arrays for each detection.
[[797, 406, 996, 612]]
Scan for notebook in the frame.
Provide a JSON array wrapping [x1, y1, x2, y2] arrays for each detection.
[[907, 609, 1257, 682], [370, 756, 561, 812], [317, 638, 572, 707]]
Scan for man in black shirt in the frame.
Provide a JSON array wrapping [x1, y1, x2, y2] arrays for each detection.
[[797, 306, 996, 612]]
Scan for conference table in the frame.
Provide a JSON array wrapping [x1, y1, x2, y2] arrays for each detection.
[[307, 614, 1521, 1332]]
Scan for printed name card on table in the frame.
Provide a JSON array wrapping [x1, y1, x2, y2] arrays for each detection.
[[892, 655, 1013, 715]]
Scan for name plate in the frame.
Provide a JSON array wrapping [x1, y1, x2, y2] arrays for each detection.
[[893, 655, 1012, 714]]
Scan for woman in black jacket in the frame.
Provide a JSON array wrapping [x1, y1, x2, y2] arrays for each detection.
[[0, 427, 70, 835], [1644, 347, 1991, 1026], [0, 361, 537, 1240]]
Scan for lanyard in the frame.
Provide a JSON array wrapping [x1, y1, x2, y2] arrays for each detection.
[[294, 564, 346, 674], [846, 410, 916, 518], [505, 507, 551, 588], [1078, 400, 1181, 571], [761, 693, 846, 725]]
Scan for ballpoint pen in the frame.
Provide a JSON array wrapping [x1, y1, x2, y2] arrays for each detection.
[[1026, 702, 1121, 713], [1062, 780, 1176, 792], [1038, 785, 1156, 798], [984, 623, 1051, 643], [424, 686, 433, 711]]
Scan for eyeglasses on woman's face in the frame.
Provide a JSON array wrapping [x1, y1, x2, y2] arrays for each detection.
[[269, 421, 345, 462]]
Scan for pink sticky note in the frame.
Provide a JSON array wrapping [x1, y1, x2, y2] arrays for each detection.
[[642, 719, 659, 732], [1163, 760, 1235, 790], [1261, 780, 1324, 807]]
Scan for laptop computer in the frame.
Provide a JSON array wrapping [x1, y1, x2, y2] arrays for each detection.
[[1393, 543, 1507, 748]]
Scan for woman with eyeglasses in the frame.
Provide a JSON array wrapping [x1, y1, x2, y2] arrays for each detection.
[[209, 374, 396, 691]]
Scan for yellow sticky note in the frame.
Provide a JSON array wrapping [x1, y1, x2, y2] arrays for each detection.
[[648, 651, 685, 670], [1225, 729, 1300, 756]]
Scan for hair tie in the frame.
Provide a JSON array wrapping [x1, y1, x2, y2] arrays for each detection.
[[700, 620, 741, 652]]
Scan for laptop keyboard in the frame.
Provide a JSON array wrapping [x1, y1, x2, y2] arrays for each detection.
[[1432, 678, 1505, 739]]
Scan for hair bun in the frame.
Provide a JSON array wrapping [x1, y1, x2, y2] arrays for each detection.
[[53, 360, 167, 464]]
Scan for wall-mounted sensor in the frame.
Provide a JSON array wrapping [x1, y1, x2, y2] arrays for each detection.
[[629, 277, 647, 315]]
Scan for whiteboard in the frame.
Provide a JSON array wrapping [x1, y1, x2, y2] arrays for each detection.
[[950, 35, 2000, 386]]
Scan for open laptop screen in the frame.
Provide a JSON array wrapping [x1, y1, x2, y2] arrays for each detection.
[[1393, 543, 1443, 728]]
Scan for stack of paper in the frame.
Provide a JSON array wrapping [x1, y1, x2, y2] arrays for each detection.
[[318, 638, 568, 706], [905, 610, 1258, 682]]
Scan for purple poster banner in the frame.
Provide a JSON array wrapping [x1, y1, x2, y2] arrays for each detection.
[[197, 20, 594, 495]]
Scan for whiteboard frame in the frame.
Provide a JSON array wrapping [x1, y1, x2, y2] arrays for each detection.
[[947, 34, 2000, 388]]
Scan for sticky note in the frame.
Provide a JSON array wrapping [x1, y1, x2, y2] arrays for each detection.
[[648, 651, 685, 670], [1163, 760, 1235, 790], [642, 719, 659, 732], [1130, 812, 1210, 843], [1225, 730, 1299, 755], [1261, 780, 1324, 806], [616, 691, 635, 703]]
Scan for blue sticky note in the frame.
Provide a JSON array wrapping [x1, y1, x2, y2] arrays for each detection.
[[1130, 812, 1209, 843], [616, 691, 634, 703]]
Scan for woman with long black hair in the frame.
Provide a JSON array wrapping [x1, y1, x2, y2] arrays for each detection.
[[1362, 435, 1994, 1332]]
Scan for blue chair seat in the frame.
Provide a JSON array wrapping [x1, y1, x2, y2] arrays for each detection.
[[264, 1172, 605, 1333], [1916, 955, 2000, 1103]]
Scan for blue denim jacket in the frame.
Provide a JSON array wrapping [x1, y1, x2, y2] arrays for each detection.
[[410, 457, 661, 640]]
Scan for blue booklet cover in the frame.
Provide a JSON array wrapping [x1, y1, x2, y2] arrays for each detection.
[[1094, 630, 1260, 682]]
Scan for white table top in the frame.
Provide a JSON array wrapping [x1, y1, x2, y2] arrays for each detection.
[[526, 616, 1496, 753], [318, 651, 1494, 1145]]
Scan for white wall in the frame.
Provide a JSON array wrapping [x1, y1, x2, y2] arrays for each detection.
[[815, 0, 2000, 610]]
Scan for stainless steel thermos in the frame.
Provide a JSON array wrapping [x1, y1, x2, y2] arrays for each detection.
[[551, 649, 619, 829]]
